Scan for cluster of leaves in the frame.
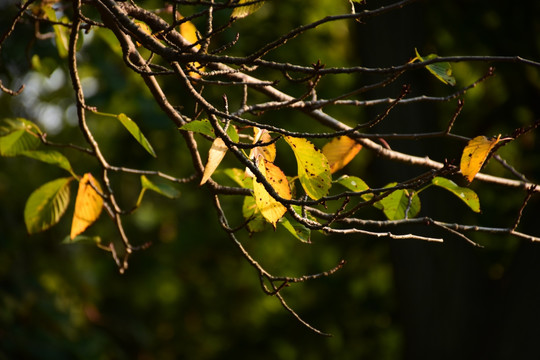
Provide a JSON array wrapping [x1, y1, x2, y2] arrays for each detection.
[[1, 0, 539, 336]]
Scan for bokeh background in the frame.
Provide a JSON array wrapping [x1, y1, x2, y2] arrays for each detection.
[[1, 0, 540, 359]]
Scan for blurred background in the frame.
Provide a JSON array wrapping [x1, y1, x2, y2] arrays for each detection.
[[1, 0, 540, 359]]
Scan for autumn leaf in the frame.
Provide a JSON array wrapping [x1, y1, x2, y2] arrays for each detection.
[[284, 136, 332, 200], [250, 128, 276, 163], [253, 157, 291, 227], [178, 15, 205, 78], [231, 0, 265, 19], [460, 135, 501, 182], [322, 136, 362, 174], [71, 173, 103, 239], [200, 137, 228, 185]]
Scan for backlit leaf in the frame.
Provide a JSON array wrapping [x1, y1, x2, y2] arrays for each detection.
[[200, 137, 228, 185], [116, 113, 157, 157], [0, 118, 41, 156], [231, 0, 265, 18], [432, 177, 480, 212], [415, 49, 456, 86], [178, 15, 205, 78], [335, 175, 372, 201], [42, 6, 69, 58], [284, 136, 332, 200], [224, 168, 253, 188], [24, 177, 73, 234], [250, 128, 276, 163], [279, 216, 310, 243], [70, 173, 104, 239], [179, 119, 215, 137], [322, 136, 362, 173], [253, 157, 291, 227], [141, 175, 181, 199], [22, 150, 75, 176], [242, 195, 266, 234], [460, 135, 501, 182], [376, 183, 420, 220]]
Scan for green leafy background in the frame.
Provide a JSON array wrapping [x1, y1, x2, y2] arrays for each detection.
[[1, 0, 540, 359]]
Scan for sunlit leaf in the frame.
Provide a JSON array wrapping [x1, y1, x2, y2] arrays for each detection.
[[322, 136, 362, 174], [253, 157, 291, 227], [178, 15, 205, 78], [62, 234, 102, 245], [135, 175, 180, 208], [116, 113, 157, 157], [460, 135, 501, 182], [24, 177, 73, 234], [42, 6, 69, 58], [0, 117, 42, 136], [284, 136, 332, 200], [226, 124, 239, 143], [242, 195, 267, 234], [141, 175, 181, 199], [0, 130, 40, 156], [22, 150, 75, 176], [415, 49, 456, 86], [279, 215, 310, 243], [376, 183, 420, 220], [179, 119, 215, 137], [200, 137, 228, 185], [250, 128, 276, 163], [134, 20, 153, 47], [231, 0, 265, 18], [432, 177, 480, 212], [0, 118, 41, 156], [336, 175, 372, 200], [223, 168, 253, 188], [70, 173, 104, 239]]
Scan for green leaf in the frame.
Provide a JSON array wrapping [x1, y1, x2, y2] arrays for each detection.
[[116, 113, 157, 157], [141, 175, 180, 198], [42, 6, 69, 58], [226, 123, 239, 143], [223, 168, 253, 188], [279, 215, 310, 243], [136, 175, 180, 208], [62, 234, 102, 245], [179, 119, 215, 138], [284, 136, 332, 200], [336, 175, 371, 200], [0, 118, 42, 156], [24, 177, 73, 234], [432, 176, 480, 213], [376, 183, 421, 220], [0, 118, 42, 136], [415, 49, 456, 86], [231, 0, 265, 18], [22, 150, 76, 176], [242, 195, 267, 234]]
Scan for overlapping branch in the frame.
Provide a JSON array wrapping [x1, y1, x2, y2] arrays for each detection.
[[4, 0, 539, 334]]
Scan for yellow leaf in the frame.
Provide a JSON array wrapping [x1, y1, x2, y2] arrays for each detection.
[[71, 173, 103, 239], [322, 136, 362, 174], [250, 128, 276, 162], [253, 157, 291, 227], [134, 20, 153, 47], [460, 135, 501, 182], [200, 137, 228, 185], [284, 136, 332, 200], [178, 15, 204, 78]]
